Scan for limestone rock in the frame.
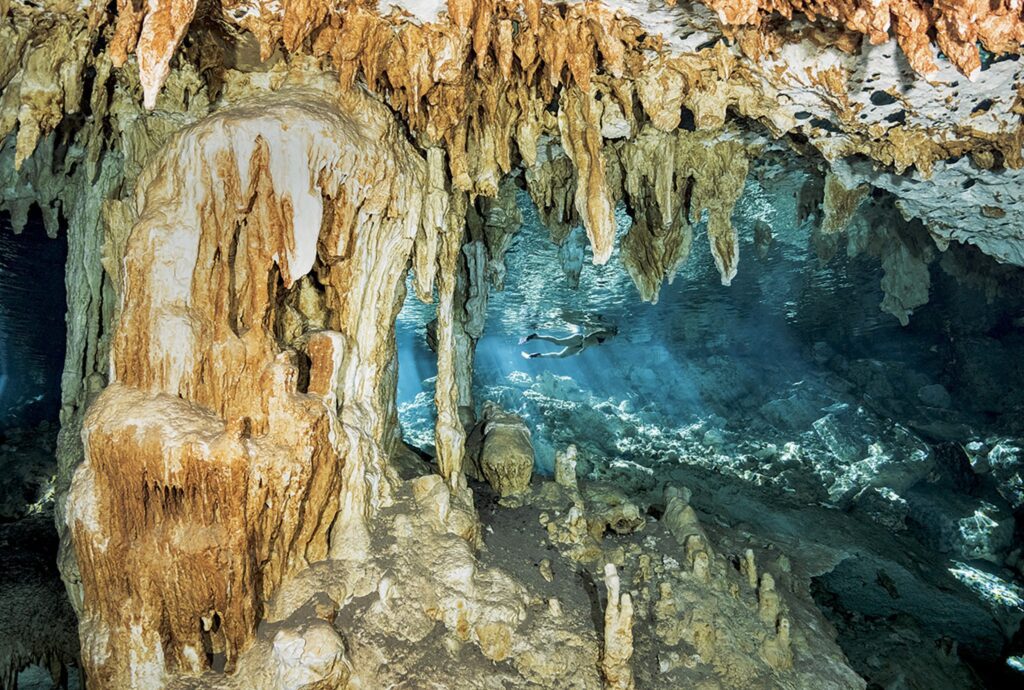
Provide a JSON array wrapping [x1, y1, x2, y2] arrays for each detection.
[[810, 404, 933, 504], [701, 0, 1024, 76], [65, 87, 438, 685], [468, 402, 535, 497], [602, 563, 635, 690], [555, 444, 580, 490], [583, 483, 645, 537]]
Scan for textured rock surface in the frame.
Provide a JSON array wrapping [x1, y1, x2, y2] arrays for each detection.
[[468, 401, 535, 497], [66, 87, 440, 686], [602, 563, 636, 690], [522, 474, 865, 689], [700, 0, 1024, 76]]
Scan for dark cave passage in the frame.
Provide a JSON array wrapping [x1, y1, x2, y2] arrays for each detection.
[[0, 210, 67, 431], [0, 210, 81, 690], [0, 208, 67, 520]]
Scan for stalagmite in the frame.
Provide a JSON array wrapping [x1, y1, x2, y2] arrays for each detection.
[[742, 548, 758, 590], [467, 402, 534, 498], [761, 616, 794, 670], [602, 563, 636, 690], [758, 572, 782, 626], [555, 445, 580, 490]]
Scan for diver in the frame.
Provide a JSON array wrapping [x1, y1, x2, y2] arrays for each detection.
[[519, 323, 618, 359]]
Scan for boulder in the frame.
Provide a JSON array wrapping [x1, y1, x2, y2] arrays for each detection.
[[468, 402, 534, 497], [809, 404, 933, 504]]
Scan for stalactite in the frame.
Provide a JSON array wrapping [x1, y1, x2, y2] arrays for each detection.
[[558, 85, 617, 266], [525, 149, 579, 246], [821, 172, 869, 236], [619, 126, 751, 296], [703, 0, 1024, 76], [480, 178, 523, 291], [847, 207, 937, 325]]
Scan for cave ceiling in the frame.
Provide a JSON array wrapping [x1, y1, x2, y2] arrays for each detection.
[[1, 0, 1023, 271]]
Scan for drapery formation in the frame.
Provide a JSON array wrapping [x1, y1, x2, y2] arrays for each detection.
[[64, 88, 467, 686]]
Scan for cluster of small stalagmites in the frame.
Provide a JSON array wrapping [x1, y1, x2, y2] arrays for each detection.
[[701, 0, 1024, 76], [537, 445, 649, 562], [530, 466, 833, 687], [649, 487, 800, 681]]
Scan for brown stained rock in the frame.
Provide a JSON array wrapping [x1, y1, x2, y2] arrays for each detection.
[[65, 88, 438, 686], [558, 85, 617, 265], [6, 0, 1017, 288], [821, 171, 869, 235], [701, 0, 1024, 76], [620, 126, 750, 294]]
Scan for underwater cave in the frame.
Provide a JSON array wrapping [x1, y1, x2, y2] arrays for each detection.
[[3, 1, 1024, 689], [394, 173, 1024, 689]]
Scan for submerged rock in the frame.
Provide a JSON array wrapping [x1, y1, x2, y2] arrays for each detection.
[[966, 438, 1024, 510], [467, 402, 535, 498], [810, 404, 933, 504]]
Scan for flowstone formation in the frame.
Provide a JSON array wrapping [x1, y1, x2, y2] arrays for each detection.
[[1, 0, 1023, 688], [67, 87, 442, 685]]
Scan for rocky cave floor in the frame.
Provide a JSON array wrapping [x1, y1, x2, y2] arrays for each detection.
[[2, 382, 1024, 689], [397, 301, 1024, 688]]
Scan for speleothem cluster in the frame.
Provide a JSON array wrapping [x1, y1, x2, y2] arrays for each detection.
[[1, 0, 1023, 688]]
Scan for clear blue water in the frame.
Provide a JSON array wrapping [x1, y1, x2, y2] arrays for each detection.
[[396, 175, 1023, 470]]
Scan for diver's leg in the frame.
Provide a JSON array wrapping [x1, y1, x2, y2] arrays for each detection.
[[554, 344, 584, 358], [522, 346, 568, 359], [530, 334, 581, 347], [522, 344, 584, 359]]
